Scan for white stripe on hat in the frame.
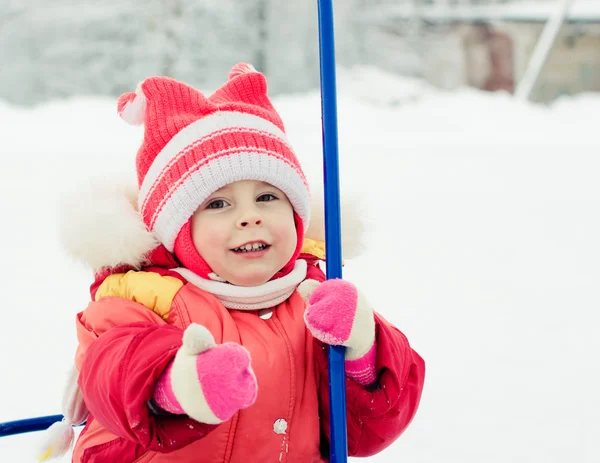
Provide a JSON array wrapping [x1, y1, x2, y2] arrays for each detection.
[[152, 152, 310, 251], [139, 111, 290, 208]]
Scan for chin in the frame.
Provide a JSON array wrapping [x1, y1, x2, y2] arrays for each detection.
[[228, 271, 274, 287]]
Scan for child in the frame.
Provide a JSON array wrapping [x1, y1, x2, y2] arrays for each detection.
[[42, 63, 425, 463]]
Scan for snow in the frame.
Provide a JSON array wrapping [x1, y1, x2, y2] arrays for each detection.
[[0, 68, 599, 462]]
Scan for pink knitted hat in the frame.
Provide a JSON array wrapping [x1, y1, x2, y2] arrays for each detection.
[[117, 63, 310, 278]]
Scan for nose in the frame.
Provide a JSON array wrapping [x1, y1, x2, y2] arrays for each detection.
[[236, 209, 263, 229]]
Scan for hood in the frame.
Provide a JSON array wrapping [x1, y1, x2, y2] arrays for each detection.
[[59, 178, 365, 273]]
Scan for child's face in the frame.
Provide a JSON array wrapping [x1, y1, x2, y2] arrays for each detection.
[[191, 180, 297, 286]]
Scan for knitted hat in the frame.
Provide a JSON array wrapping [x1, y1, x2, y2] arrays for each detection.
[[117, 63, 310, 279]]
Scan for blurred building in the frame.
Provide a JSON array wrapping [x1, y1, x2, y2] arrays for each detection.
[[1, 0, 598, 105], [369, 0, 600, 102]]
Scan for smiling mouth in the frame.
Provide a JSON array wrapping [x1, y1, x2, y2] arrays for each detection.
[[231, 243, 271, 253]]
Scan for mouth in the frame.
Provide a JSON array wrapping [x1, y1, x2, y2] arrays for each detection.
[[231, 241, 271, 253]]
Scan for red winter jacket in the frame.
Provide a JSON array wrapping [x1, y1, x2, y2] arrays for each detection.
[[72, 260, 425, 463]]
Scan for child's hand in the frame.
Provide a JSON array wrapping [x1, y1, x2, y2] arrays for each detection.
[[153, 324, 258, 424], [304, 279, 375, 361]]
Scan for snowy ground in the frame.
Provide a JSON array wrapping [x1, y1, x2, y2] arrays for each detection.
[[0, 69, 598, 462]]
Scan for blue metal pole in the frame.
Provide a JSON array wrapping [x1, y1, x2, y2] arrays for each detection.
[[316, 0, 348, 461], [0, 415, 64, 437]]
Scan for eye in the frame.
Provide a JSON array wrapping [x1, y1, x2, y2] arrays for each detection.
[[257, 193, 278, 202], [206, 199, 229, 209]]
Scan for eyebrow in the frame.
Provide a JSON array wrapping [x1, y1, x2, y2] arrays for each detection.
[[211, 185, 232, 195], [210, 182, 280, 196], [257, 182, 282, 191]]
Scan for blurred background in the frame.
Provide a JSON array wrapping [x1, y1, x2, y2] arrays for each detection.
[[2, 0, 599, 105]]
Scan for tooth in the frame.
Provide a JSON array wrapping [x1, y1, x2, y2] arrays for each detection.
[[245, 244, 253, 251], [252, 243, 260, 250]]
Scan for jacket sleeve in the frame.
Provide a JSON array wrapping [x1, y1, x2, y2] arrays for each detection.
[[76, 296, 216, 453], [314, 312, 425, 457]]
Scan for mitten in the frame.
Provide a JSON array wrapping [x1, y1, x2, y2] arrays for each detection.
[[302, 279, 378, 386], [153, 324, 258, 424]]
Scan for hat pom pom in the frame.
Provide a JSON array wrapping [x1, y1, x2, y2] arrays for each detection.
[[118, 90, 147, 126], [228, 63, 257, 80]]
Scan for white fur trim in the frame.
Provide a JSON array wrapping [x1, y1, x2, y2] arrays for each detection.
[[59, 180, 159, 271], [174, 260, 307, 310], [61, 366, 88, 426], [344, 289, 376, 361], [305, 184, 365, 259], [170, 325, 221, 425], [37, 420, 74, 460], [38, 366, 88, 460], [150, 152, 310, 252]]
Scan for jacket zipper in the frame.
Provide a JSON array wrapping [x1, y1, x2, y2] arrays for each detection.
[[272, 315, 297, 463]]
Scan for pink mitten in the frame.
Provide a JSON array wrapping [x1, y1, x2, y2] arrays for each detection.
[[302, 279, 377, 386], [153, 324, 258, 424]]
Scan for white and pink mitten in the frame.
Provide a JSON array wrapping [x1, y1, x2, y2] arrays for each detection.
[[300, 279, 377, 386], [153, 324, 258, 424]]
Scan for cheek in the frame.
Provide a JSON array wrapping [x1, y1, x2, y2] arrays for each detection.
[[272, 215, 298, 256], [192, 218, 227, 258]]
